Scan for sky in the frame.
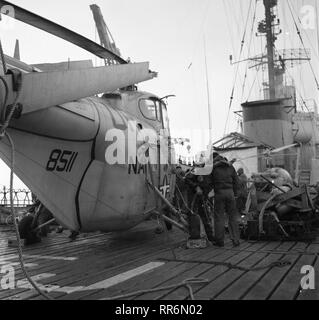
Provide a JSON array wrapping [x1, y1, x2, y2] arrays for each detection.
[[0, 0, 319, 189]]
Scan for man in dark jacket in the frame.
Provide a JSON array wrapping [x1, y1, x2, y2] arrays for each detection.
[[185, 172, 214, 242], [210, 153, 240, 247]]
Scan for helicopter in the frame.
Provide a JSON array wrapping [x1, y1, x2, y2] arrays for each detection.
[[0, 1, 177, 234]]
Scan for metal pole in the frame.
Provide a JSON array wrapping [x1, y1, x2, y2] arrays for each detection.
[[154, 211, 188, 234], [32, 218, 56, 232], [260, 174, 286, 193], [204, 36, 212, 146], [146, 178, 189, 230]]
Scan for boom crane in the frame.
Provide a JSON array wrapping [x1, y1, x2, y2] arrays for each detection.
[[90, 4, 122, 65]]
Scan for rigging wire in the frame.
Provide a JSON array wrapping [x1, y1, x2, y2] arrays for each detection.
[[222, 0, 244, 87], [222, 0, 236, 54], [0, 37, 53, 299], [272, 41, 313, 140], [231, 0, 249, 91], [316, 0, 319, 57], [276, 45, 316, 139], [287, 0, 319, 91], [229, 0, 244, 49], [246, 62, 263, 101], [241, 0, 258, 102], [0, 80, 53, 300], [170, 0, 212, 93], [5, 131, 53, 300], [249, 0, 262, 100], [224, 0, 254, 135], [288, 0, 319, 63], [251, 43, 262, 99]]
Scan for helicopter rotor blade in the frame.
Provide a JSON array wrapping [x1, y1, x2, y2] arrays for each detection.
[[0, 0, 127, 64], [1, 62, 156, 114]]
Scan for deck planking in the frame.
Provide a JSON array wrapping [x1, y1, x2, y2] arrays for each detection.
[[0, 222, 319, 300]]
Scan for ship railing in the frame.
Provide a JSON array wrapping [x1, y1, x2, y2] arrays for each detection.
[[0, 187, 34, 208]]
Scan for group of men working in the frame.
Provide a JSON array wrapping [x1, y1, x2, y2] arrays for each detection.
[[175, 152, 248, 247]]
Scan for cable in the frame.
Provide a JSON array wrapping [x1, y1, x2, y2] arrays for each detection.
[[101, 278, 209, 300], [0, 84, 22, 138], [170, 0, 212, 93], [246, 63, 262, 101], [4, 132, 53, 300], [287, 0, 319, 91], [0, 62, 53, 299], [224, 0, 254, 135], [222, 0, 236, 55], [275, 45, 315, 153], [288, 0, 319, 63], [0, 76, 9, 123], [241, 0, 258, 102]]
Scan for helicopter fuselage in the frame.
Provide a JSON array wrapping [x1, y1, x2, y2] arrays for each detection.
[[0, 89, 175, 232]]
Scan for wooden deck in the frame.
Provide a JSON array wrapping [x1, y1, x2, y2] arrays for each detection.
[[0, 222, 318, 300]]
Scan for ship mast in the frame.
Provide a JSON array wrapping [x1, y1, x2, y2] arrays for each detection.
[[263, 0, 277, 99]]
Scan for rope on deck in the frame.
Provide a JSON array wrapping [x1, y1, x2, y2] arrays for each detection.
[[158, 257, 292, 271], [100, 258, 291, 300], [101, 278, 209, 300], [0, 59, 53, 300]]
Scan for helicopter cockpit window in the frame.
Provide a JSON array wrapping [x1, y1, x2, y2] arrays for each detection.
[[139, 99, 161, 121]]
